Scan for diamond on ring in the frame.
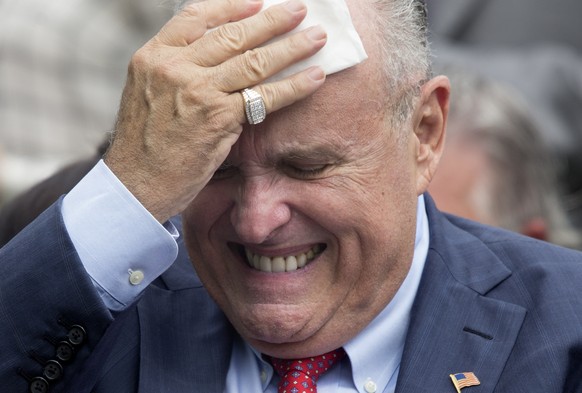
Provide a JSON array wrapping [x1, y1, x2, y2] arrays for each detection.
[[241, 88, 266, 125]]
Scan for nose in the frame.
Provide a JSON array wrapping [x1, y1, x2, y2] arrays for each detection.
[[230, 177, 291, 245]]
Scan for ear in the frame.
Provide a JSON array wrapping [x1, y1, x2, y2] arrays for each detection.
[[412, 75, 450, 195]]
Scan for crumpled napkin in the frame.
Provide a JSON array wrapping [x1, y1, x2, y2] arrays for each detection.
[[262, 0, 368, 81]]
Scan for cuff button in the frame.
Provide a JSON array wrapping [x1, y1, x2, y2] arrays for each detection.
[[67, 325, 87, 346], [43, 360, 63, 381], [56, 341, 75, 362], [129, 269, 145, 285], [29, 376, 49, 393]]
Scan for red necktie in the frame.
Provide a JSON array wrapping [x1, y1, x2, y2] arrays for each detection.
[[269, 348, 346, 393]]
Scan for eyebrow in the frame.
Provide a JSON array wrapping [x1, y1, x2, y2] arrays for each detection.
[[273, 143, 347, 163]]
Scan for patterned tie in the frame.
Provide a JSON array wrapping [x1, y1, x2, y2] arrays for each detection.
[[269, 348, 346, 393]]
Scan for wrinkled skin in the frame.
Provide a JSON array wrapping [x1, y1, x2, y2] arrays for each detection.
[[105, 0, 328, 222], [106, 0, 449, 359]]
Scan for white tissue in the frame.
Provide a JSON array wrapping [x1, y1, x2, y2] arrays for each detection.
[[262, 0, 368, 81]]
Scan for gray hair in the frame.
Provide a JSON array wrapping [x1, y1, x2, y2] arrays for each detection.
[[174, 0, 431, 126], [445, 68, 582, 249], [369, 0, 431, 126]]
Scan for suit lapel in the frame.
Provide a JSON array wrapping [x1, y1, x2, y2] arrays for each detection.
[[133, 200, 528, 392], [396, 197, 526, 393], [396, 253, 526, 393]]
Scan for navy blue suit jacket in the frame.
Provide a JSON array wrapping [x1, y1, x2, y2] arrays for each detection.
[[1, 195, 582, 392]]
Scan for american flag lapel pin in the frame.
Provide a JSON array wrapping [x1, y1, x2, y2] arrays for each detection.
[[449, 372, 480, 393]]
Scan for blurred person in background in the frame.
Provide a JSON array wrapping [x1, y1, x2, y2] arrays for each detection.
[[429, 69, 582, 250], [0, 0, 172, 205], [0, 140, 108, 247], [427, 0, 582, 227]]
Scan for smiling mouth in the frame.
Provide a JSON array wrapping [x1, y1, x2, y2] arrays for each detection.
[[244, 244, 324, 273]]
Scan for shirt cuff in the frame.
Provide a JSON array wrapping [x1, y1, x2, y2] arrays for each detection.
[[62, 159, 179, 310]]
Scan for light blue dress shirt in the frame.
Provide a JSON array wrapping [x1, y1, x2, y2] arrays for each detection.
[[62, 160, 178, 310], [225, 196, 428, 393], [62, 160, 428, 391]]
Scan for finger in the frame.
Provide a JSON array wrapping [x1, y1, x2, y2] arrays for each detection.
[[232, 66, 326, 125], [191, 0, 308, 67], [214, 25, 327, 92], [155, 0, 263, 47]]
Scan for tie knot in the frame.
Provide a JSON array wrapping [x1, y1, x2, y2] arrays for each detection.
[[269, 348, 346, 393]]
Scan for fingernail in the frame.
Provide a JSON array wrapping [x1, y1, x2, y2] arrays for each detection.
[[283, 0, 305, 13], [305, 25, 326, 41], [307, 66, 325, 82]]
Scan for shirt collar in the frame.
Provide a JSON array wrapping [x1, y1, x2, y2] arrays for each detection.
[[343, 194, 428, 393], [244, 194, 429, 393]]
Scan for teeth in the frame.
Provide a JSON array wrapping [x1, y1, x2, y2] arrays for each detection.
[[245, 245, 323, 273], [286, 256, 298, 271], [260, 256, 272, 272], [272, 257, 285, 273], [297, 253, 307, 268]]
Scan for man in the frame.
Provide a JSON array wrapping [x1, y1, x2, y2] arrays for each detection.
[[1, 1, 582, 393], [426, 0, 582, 227], [429, 69, 582, 249], [0, 140, 109, 248]]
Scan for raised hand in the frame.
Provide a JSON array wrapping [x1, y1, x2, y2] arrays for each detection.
[[104, 0, 327, 222]]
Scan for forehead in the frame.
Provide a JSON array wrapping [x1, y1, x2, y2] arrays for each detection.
[[235, 0, 390, 158], [286, 65, 386, 122], [233, 79, 391, 168], [255, 18, 389, 135]]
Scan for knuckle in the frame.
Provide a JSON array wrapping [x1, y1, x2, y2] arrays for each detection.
[[153, 61, 179, 82], [129, 48, 149, 70], [215, 23, 247, 54], [271, 86, 291, 111], [129, 45, 180, 80], [287, 33, 304, 54], [241, 49, 270, 81], [183, 89, 234, 128], [285, 82, 301, 102], [128, 48, 155, 78], [260, 10, 280, 33], [181, 3, 205, 21], [259, 87, 276, 110]]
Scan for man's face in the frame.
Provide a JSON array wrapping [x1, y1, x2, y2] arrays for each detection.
[[182, 3, 436, 358], [428, 132, 495, 225]]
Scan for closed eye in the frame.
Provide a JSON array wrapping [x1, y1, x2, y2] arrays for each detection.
[[279, 162, 330, 179], [212, 162, 237, 180]]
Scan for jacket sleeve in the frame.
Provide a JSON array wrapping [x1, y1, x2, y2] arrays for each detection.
[[0, 198, 114, 393]]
